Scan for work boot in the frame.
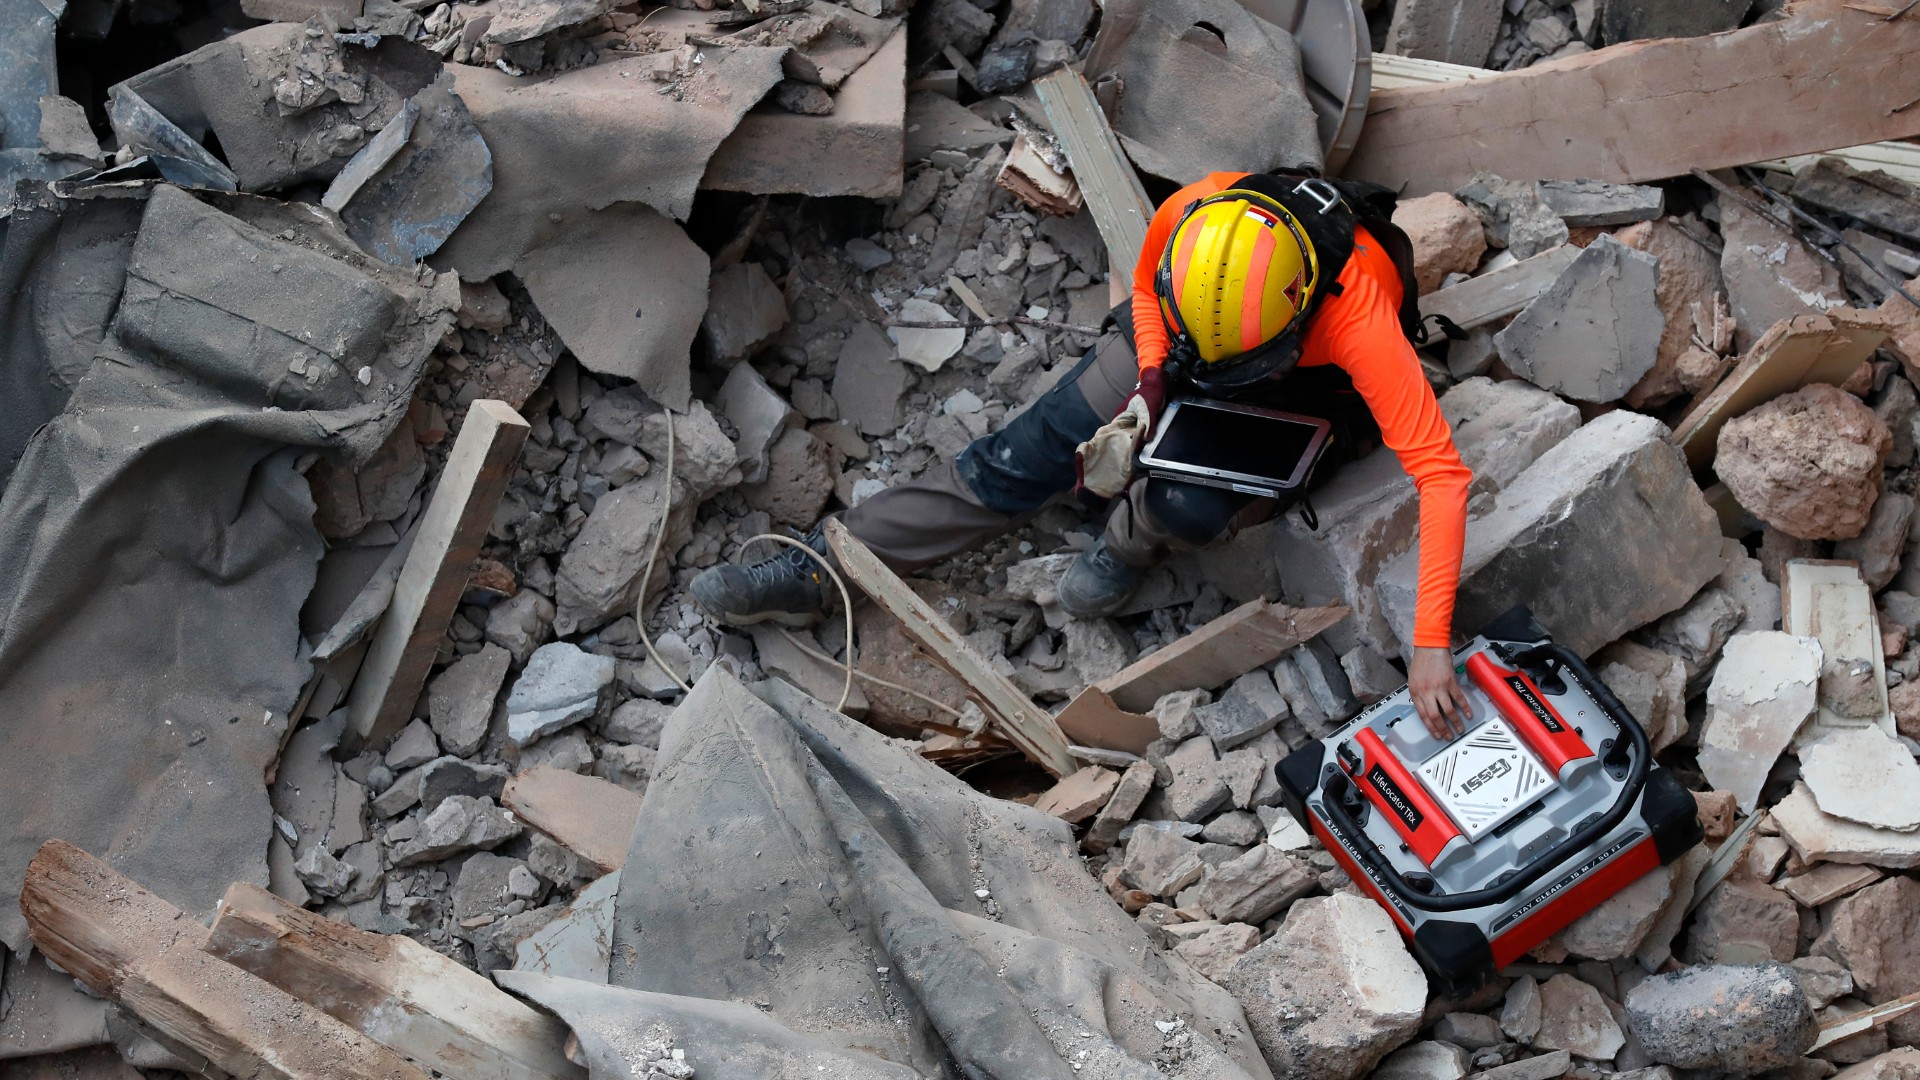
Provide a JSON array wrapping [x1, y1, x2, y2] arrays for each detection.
[[689, 529, 831, 626], [1057, 538, 1146, 619]]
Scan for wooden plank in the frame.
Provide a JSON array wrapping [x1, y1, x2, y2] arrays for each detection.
[[1053, 686, 1159, 755], [1094, 599, 1348, 714], [347, 401, 530, 750], [1347, 1, 1920, 196], [1687, 810, 1762, 914], [20, 840, 432, 1080], [205, 883, 582, 1080], [1781, 559, 1895, 739], [501, 767, 644, 874], [1368, 51, 1920, 185], [824, 518, 1077, 776], [1811, 990, 1920, 1051], [1418, 245, 1579, 331], [1669, 312, 1887, 470], [1033, 67, 1152, 277]]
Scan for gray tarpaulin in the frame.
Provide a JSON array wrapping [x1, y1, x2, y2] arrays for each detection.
[[495, 666, 1273, 1080], [0, 182, 456, 952]]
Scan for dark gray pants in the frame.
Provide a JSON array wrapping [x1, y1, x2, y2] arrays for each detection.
[[839, 328, 1373, 572]]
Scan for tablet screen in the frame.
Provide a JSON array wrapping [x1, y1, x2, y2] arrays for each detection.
[[1148, 402, 1322, 483]]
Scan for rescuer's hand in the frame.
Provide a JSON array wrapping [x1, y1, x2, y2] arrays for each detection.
[[1122, 366, 1169, 440], [1409, 646, 1470, 740]]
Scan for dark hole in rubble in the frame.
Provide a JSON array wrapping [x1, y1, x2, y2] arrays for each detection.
[[1188, 20, 1229, 55], [55, 0, 261, 137]]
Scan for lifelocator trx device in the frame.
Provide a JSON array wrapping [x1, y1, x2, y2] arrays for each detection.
[[1275, 607, 1702, 989]]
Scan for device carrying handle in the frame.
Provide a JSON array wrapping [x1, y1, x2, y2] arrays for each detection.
[[1319, 643, 1653, 914]]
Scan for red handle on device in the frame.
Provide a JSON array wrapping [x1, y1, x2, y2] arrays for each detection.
[[1351, 727, 1463, 867], [1465, 652, 1593, 777]]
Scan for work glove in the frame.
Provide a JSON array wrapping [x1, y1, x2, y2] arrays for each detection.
[[1074, 369, 1167, 500], [1121, 366, 1169, 439]]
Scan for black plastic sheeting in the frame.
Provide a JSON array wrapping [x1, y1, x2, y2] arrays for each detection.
[[0, 182, 456, 953], [495, 666, 1275, 1080]]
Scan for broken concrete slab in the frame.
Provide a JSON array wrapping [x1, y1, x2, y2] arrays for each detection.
[[1380, 411, 1723, 659], [1793, 158, 1920, 248], [1780, 862, 1883, 908], [703, 262, 789, 368], [904, 90, 1012, 160], [1536, 179, 1664, 227], [1543, 858, 1671, 962], [503, 767, 643, 875], [505, 642, 617, 746], [1494, 234, 1662, 403], [1800, 726, 1920, 832], [514, 871, 618, 983], [1085, 0, 1322, 184], [1419, 244, 1580, 333], [1699, 631, 1820, 814], [1593, 639, 1689, 755], [704, 26, 907, 199], [1375, 1040, 1471, 1080], [1083, 760, 1155, 855], [1718, 383, 1892, 542], [552, 472, 695, 637], [384, 718, 439, 772], [1720, 197, 1849, 354], [1623, 963, 1815, 1074], [1533, 973, 1624, 1062], [1164, 736, 1232, 822], [1384, 0, 1500, 66], [742, 427, 834, 528], [1169, 921, 1262, 982], [518, 203, 710, 413], [333, 74, 492, 268], [428, 642, 510, 756], [1501, 975, 1543, 1043], [1834, 491, 1915, 591], [1193, 671, 1288, 750], [832, 321, 912, 435], [1772, 782, 1920, 869], [441, 45, 789, 277], [1221, 892, 1426, 1080], [0, 949, 112, 1060], [889, 298, 965, 371]]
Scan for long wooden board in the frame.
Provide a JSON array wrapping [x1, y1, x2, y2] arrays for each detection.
[[1033, 67, 1152, 277], [206, 883, 583, 1080], [347, 400, 529, 749], [20, 841, 433, 1080], [1347, 0, 1920, 196], [1669, 311, 1886, 470], [825, 519, 1076, 776], [1095, 598, 1347, 714]]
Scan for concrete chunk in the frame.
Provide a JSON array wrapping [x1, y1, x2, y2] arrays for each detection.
[[1543, 858, 1671, 962], [831, 321, 911, 435], [1221, 893, 1427, 1080], [1801, 726, 1920, 832], [428, 643, 510, 757], [1195, 845, 1315, 925], [1033, 766, 1119, 824], [1385, 0, 1502, 67], [1495, 235, 1663, 403], [1686, 877, 1800, 965], [1456, 174, 1570, 260], [715, 362, 794, 485], [391, 795, 523, 865], [1120, 823, 1206, 897], [702, 262, 789, 367], [1717, 383, 1892, 542], [1533, 973, 1624, 1061], [1622, 963, 1816, 1074], [1164, 736, 1231, 822], [1536, 180, 1665, 227], [1375, 1040, 1471, 1080], [1699, 632, 1821, 813], [1814, 877, 1920, 1047], [1394, 192, 1489, 294], [1719, 198, 1848, 353], [1083, 760, 1155, 855], [1773, 782, 1920, 869], [1169, 921, 1261, 981], [1193, 672, 1287, 750], [1469, 1052, 1571, 1080], [505, 643, 617, 746], [1380, 412, 1724, 659]]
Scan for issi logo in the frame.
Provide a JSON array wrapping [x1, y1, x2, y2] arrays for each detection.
[[1460, 757, 1512, 795]]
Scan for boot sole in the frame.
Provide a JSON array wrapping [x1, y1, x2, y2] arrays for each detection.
[[706, 608, 823, 630]]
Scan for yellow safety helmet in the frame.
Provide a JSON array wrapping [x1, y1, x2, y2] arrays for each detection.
[[1154, 188, 1321, 368]]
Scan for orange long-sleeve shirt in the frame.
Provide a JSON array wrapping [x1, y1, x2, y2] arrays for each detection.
[[1131, 173, 1471, 650]]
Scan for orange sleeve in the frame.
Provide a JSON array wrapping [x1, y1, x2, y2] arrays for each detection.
[[1130, 173, 1242, 374], [1304, 229, 1472, 650]]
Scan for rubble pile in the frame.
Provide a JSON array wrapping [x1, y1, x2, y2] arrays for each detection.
[[5, 0, 1920, 1077]]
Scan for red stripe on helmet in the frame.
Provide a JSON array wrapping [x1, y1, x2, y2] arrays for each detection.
[[1240, 222, 1276, 353]]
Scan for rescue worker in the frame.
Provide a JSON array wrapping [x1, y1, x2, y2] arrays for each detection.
[[692, 171, 1475, 738]]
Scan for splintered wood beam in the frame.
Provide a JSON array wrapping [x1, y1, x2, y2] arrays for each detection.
[[1670, 311, 1886, 471], [20, 840, 433, 1080], [501, 767, 645, 874], [1346, 0, 1920, 195], [1096, 598, 1348, 714], [824, 518, 1077, 777], [346, 400, 530, 750], [1033, 67, 1151, 277], [206, 883, 583, 1080]]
